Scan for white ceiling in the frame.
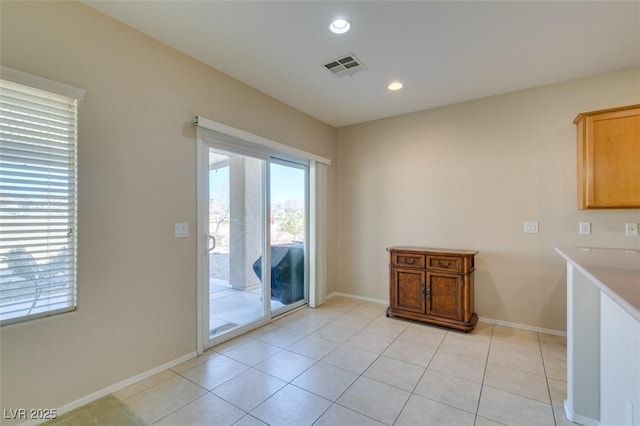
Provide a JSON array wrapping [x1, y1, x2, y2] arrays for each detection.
[[83, 1, 640, 128]]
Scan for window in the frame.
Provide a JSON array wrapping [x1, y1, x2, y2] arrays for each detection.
[[0, 74, 82, 325]]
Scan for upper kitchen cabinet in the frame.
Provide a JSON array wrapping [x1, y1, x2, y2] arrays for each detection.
[[575, 104, 640, 209]]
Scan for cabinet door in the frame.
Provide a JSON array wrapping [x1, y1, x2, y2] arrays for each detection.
[[426, 271, 462, 320], [393, 268, 426, 314], [576, 105, 640, 209]]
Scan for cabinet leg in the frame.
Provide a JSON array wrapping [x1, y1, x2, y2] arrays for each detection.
[[385, 307, 391, 318]]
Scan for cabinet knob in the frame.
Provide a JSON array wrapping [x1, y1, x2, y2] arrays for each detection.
[[438, 260, 451, 268]]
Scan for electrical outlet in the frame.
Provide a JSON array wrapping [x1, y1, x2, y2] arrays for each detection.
[[579, 222, 591, 235], [524, 221, 539, 234], [625, 223, 639, 237]]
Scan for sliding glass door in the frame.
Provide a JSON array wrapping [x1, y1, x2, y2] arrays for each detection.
[[207, 149, 267, 339], [199, 142, 309, 349], [269, 160, 308, 315]]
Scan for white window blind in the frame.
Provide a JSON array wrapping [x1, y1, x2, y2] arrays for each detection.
[[0, 78, 79, 325]]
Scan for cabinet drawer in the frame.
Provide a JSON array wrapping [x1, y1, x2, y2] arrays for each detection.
[[427, 255, 462, 272], [392, 252, 426, 269]]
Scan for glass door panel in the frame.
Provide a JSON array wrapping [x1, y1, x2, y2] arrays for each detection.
[[208, 149, 266, 339], [268, 161, 308, 314]]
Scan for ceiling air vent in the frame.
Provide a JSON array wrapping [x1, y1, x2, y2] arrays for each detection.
[[324, 53, 366, 78]]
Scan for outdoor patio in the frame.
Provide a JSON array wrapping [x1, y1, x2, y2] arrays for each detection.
[[209, 278, 284, 337]]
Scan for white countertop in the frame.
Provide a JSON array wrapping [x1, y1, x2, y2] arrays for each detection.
[[556, 247, 640, 322]]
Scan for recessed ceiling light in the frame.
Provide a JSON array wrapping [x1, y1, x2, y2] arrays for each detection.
[[388, 81, 404, 91], [330, 18, 351, 34]]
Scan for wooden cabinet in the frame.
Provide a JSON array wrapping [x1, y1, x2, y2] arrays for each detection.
[[387, 247, 478, 332], [574, 104, 640, 209]]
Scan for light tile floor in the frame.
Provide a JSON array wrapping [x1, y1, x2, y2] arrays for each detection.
[[115, 296, 570, 425]]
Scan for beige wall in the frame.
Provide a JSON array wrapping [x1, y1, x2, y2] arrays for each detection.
[[336, 67, 640, 332], [0, 0, 336, 417]]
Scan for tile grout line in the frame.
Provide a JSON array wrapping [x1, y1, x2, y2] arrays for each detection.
[[473, 323, 494, 426], [212, 314, 347, 425], [389, 326, 450, 426], [313, 313, 493, 424], [480, 327, 564, 425], [309, 311, 390, 424], [304, 305, 397, 425], [538, 332, 559, 426], [268, 308, 408, 425], [244, 304, 384, 425]]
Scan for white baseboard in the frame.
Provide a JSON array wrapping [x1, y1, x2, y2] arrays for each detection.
[[479, 317, 566, 337], [326, 291, 388, 305], [564, 399, 600, 426], [22, 351, 197, 426], [326, 291, 567, 337]]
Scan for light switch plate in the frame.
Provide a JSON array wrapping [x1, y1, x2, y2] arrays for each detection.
[[174, 222, 189, 238], [579, 222, 591, 235], [524, 221, 539, 234], [625, 223, 639, 237]]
